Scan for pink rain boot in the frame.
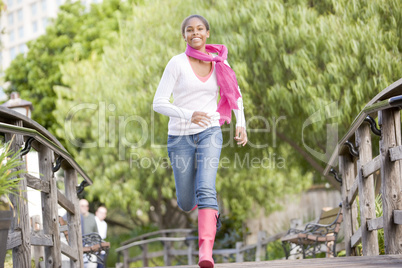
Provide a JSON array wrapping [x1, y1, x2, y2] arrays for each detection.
[[198, 209, 218, 268]]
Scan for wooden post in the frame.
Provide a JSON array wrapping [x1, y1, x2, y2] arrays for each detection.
[[255, 231, 266, 261], [64, 168, 84, 268], [379, 108, 402, 254], [339, 153, 356, 256], [39, 145, 62, 267], [31, 215, 44, 267], [187, 239, 194, 265], [350, 159, 360, 256], [5, 121, 31, 267], [235, 242, 243, 263], [142, 243, 148, 267], [356, 124, 379, 255], [123, 249, 129, 268], [163, 241, 171, 266], [374, 172, 382, 197]]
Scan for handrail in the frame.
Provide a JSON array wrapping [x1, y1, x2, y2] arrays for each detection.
[[120, 228, 196, 245], [324, 79, 402, 176], [116, 236, 189, 253], [0, 106, 88, 266], [0, 122, 92, 184], [0, 106, 66, 150], [333, 82, 402, 256], [116, 230, 289, 266]]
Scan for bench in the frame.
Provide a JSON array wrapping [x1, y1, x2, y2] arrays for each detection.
[[281, 205, 343, 259], [82, 232, 111, 265], [58, 216, 110, 265]]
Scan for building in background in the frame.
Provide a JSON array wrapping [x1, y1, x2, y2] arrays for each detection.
[[0, 0, 102, 73]]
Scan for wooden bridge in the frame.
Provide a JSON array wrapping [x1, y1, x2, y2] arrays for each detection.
[[117, 79, 402, 267], [323, 78, 402, 256], [0, 106, 92, 267], [158, 254, 402, 267], [2, 79, 402, 267]]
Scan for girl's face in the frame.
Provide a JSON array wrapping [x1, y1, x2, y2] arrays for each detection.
[[183, 17, 210, 50]]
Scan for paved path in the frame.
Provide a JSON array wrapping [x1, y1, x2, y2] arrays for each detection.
[[150, 254, 402, 268]]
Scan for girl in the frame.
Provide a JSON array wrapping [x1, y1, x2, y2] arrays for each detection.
[[153, 14, 247, 268]]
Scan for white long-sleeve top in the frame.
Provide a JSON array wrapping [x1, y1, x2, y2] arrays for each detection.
[[95, 216, 107, 240], [153, 53, 246, 135]]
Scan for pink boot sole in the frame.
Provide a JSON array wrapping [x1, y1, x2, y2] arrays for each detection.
[[199, 260, 214, 268]]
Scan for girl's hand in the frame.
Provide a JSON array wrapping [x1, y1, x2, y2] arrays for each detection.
[[191, 111, 211, 128], [234, 126, 247, 146]]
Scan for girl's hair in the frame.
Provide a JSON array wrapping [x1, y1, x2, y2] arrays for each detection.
[[181, 15, 210, 36]]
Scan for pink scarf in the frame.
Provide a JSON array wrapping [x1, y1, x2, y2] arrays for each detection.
[[185, 44, 241, 126]]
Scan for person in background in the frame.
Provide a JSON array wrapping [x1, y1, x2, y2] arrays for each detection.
[[79, 199, 98, 268], [95, 206, 108, 268], [95, 206, 107, 239], [79, 199, 99, 235]]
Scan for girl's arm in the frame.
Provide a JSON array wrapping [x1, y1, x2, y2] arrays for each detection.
[[223, 60, 246, 129], [233, 88, 246, 129], [223, 59, 247, 146], [153, 58, 194, 121]]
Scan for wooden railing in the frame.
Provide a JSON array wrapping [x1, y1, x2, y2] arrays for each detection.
[[0, 107, 92, 267], [115, 229, 285, 267], [324, 79, 402, 256]]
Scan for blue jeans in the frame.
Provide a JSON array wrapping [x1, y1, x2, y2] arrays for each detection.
[[167, 127, 222, 212]]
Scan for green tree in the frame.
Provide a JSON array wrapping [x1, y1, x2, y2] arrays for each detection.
[[4, 0, 134, 132], [52, 0, 305, 228], [209, 0, 401, 185], [5, 0, 401, 229]]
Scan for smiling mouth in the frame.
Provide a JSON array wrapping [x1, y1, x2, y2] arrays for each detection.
[[192, 37, 201, 41]]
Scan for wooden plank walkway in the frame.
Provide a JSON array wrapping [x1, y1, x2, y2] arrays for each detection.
[[152, 255, 402, 268]]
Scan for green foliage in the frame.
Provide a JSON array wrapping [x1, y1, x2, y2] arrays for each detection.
[[106, 224, 159, 266], [212, 0, 401, 172], [0, 140, 24, 210], [4, 0, 134, 132], [266, 240, 286, 260], [375, 194, 384, 255], [4, 252, 41, 268], [4, 0, 401, 229], [4, 250, 12, 268], [0, 1, 5, 14], [49, 0, 314, 228], [355, 194, 384, 255], [215, 215, 244, 249]]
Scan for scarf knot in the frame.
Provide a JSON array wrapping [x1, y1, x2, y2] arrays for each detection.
[[185, 44, 241, 126], [213, 56, 224, 63]]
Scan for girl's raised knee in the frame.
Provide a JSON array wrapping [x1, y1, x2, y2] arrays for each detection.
[[179, 203, 197, 213]]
